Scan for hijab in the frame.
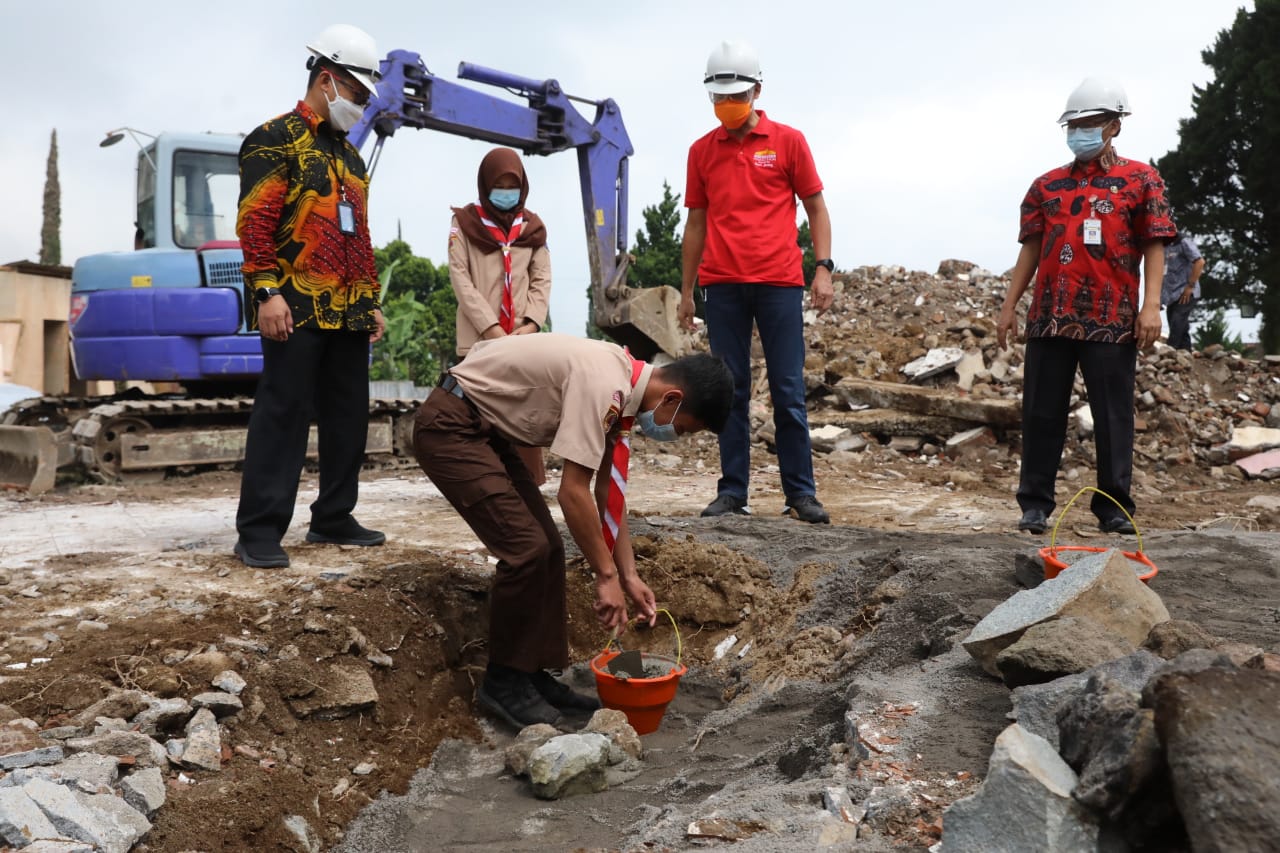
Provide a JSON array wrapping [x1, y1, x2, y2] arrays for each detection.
[[451, 147, 547, 253]]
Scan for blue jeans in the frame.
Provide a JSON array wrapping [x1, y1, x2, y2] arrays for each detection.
[[702, 283, 815, 502]]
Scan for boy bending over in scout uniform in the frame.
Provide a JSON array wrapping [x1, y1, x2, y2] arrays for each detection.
[[413, 333, 733, 729]]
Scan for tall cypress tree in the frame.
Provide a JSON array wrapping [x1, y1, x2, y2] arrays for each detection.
[[1157, 1, 1280, 353], [40, 129, 61, 266]]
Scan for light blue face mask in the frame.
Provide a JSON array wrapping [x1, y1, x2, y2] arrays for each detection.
[[1066, 126, 1106, 160], [489, 188, 521, 211], [636, 399, 681, 442]]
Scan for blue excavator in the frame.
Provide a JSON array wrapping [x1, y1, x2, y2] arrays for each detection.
[[0, 51, 684, 493]]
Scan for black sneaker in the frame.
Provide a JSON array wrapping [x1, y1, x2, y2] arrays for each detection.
[[306, 517, 386, 546], [1018, 509, 1049, 534], [234, 539, 290, 569], [1098, 516, 1136, 535], [701, 494, 749, 517], [476, 668, 563, 730], [785, 496, 830, 524], [530, 670, 601, 714]]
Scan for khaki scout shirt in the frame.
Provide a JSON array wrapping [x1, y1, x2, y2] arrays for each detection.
[[448, 215, 553, 356], [448, 333, 652, 470]]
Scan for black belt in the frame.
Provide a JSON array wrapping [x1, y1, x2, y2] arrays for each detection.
[[440, 374, 466, 400]]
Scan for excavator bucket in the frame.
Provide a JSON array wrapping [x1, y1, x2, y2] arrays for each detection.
[[597, 284, 688, 363], [0, 425, 58, 495]]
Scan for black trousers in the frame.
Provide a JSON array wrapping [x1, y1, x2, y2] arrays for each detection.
[[1167, 298, 1195, 350], [236, 327, 370, 544], [1017, 337, 1137, 522]]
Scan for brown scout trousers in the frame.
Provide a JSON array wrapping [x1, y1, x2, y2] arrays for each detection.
[[412, 389, 568, 672]]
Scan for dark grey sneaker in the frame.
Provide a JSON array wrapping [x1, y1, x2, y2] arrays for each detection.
[[1098, 516, 1136, 535], [476, 669, 563, 730], [1018, 509, 1049, 534], [785, 496, 830, 524], [701, 494, 750, 517], [234, 539, 289, 569], [306, 517, 386, 546], [530, 670, 601, 714]]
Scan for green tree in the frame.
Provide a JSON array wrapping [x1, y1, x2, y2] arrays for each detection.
[[630, 181, 683, 289], [371, 240, 456, 384], [797, 218, 816, 285], [1193, 308, 1246, 353], [40, 129, 60, 266], [1156, 1, 1280, 353]]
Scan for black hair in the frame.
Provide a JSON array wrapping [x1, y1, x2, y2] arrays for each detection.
[[307, 56, 336, 89], [659, 353, 734, 434]]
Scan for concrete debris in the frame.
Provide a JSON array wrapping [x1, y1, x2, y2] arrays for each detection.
[[583, 708, 643, 763], [130, 697, 193, 736], [119, 767, 165, 816], [901, 348, 964, 381], [528, 733, 610, 800], [22, 778, 151, 853], [0, 729, 65, 770], [69, 691, 151, 730], [963, 549, 1170, 677], [1236, 447, 1280, 479], [1226, 425, 1280, 457], [0, 785, 62, 847], [504, 724, 559, 778], [286, 663, 379, 720], [822, 785, 865, 824], [64, 731, 168, 769], [283, 814, 322, 853], [941, 724, 1099, 852], [352, 761, 376, 776], [1, 754, 120, 791], [686, 817, 768, 841], [1143, 619, 1220, 660], [190, 691, 244, 718], [994, 616, 1137, 687], [211, 670, 247, 695], [20, 841, 95, 852], [179, 708, 222, 771]]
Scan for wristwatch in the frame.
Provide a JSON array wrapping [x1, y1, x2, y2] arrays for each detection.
[[815, 259, 835, 273], [254, 286, 282, 304]]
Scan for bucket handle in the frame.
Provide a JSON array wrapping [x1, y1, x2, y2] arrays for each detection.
[[602, 608, 683, 666], [1049, 486, 1144, 554]]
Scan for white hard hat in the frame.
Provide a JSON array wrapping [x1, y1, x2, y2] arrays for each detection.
[[704, 40, 762, 95], [1057, 77, 1131, 124], [306, 24, 382, 96]]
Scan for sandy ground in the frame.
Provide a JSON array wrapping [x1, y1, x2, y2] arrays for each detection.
[[0, 455, 1277, 852]]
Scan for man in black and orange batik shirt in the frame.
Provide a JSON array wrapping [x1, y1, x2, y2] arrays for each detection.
[[233, 24, 387, 569], [996, 77, 1176, 538]]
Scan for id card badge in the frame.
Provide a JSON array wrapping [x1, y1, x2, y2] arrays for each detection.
[[1083, 218, 1102, 246], [337, 201, 357, 235]]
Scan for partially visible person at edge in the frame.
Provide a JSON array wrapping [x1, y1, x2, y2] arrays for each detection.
[[678, 40, 834, 525], [996, 77, 1176, 538], [448, 147, 552, 487], [1161, 232, 1205, 351], [412, 333, 733, 730], [232, 24, 387, 569]]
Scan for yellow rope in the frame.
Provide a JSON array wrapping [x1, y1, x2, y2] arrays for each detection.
[[1049, 486, 1144, 554], [602, 608, 683, 666]]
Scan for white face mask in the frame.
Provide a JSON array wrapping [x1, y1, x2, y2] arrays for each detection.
[[323, 76, 365, 132]]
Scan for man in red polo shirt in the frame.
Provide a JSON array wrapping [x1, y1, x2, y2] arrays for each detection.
[[996, 78, 1176, 536], [677, 40, 834, 525]]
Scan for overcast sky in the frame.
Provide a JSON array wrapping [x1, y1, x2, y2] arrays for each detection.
[[2, 0, 1253, 342]]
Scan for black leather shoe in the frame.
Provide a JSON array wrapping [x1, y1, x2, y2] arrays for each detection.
[[234, 539, 289, 569], [306, 517, 386, 546], [1018, 509, 1048, 534], [786, 495, 830, 524], [530, 670, 601, 714], [1099, 516, 1136, 535], [701, 494, 749, 517], [477, 668, 563, 730]]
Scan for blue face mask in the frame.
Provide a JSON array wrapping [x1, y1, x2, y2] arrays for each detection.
[[636, 399, 681, 442], [1066, 126, 1106, 160], [488, 188, 521, 211]]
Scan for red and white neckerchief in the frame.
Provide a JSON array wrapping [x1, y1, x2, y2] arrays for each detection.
[[478, 204, 524, 334], [602, 356, 647, 553]]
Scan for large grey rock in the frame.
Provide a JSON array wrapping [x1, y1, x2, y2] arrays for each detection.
[[190, 691, 243, 718], [1056, 674, 1162, 817], [1142, 619, 1219, 659], [22, 778, 151, 853], [1, 753, 120, 791], [1009, 650, 1164, 750], [1140, 649, 1237, 706], [941, 724, 1099, 852], [211, 670, 247, 695], [180, 708, 222, 771], [528, 733, 610, 800], [22, 841, 95, 852], [120, 767, 165, 816], [0, 786, 61, 847], [0, 729, 64, 770], [504, 724, 559, 777], [583, 709, 643, 763], [286, 664, 378, 720], [130, 697, 193, 736], [963, 549, 1169, 676], [994, 616, 1136, 687], [64, 731, 167, 769], [68, 691, 151, 730], [1149, 668, 1280, 853]]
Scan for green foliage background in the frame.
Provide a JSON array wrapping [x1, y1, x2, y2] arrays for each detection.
[[371, 240, 456, 385]]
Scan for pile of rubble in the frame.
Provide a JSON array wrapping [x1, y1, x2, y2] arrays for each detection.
[[739, 261, 1280, 485], [943, 549, 1280, 851]]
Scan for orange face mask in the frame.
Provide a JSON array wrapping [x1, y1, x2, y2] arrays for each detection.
[[714, 100, 753, 129]]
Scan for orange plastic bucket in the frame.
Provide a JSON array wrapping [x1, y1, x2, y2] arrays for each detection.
[[1037, 486, 1159, 584], [589, 609, 685, 735], [590, 650, 686, 735]]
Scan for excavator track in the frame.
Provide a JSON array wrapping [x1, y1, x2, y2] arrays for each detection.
[[3, 395, 423, 487]]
